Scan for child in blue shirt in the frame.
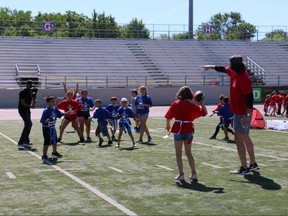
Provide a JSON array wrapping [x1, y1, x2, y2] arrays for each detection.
[[115, 98, 137, 148], [106, 97, 120, 141], [217, 96, 234, 140], [40, 96, 68, 161], [90, 99, 113, 147]]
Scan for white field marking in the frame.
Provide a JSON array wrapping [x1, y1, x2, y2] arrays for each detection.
[[201, 162, 223, 169], [156, 165, 174, 171], [152, 133, 288, 162], [108, 167, 124, 173], [0, 132, 137, 216], [5, 172, 16, 179], [258, 163, 268, 167]]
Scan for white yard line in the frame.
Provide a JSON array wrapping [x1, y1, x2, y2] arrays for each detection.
[[0, 132, 137, 216], [201, 162, 223, 169], [156, 165, 174, 171], [153, 133, 288, 162], [5, 172, 16, 179], [108, 167, 124, 173]]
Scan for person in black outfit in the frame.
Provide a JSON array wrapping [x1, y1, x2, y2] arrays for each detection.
[[18, 80, 37, 146]]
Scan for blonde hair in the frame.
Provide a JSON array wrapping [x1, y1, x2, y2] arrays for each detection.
[[139, 86, 148, 95]]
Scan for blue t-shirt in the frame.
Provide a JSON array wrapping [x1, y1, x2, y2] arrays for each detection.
[[217, 103, 234, 120], [106, 104, 120, 119], [135, 95, 153, 115], [40, 106, 64, 128], [92, 107, 110, 124], [117, 107, 136, 125], [77, 97, 94, 114]]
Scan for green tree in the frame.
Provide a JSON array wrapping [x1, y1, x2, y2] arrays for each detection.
[[122, 18, 149, 39], [262, 29, 287, 41], [173, 32, 189, 40], [195, 12, 256, 40]]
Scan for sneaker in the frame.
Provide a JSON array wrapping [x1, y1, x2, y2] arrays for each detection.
[[108, 140, 113, 145], [52, 151, 63, 158], [132, 143, 136, 148], [86, 137, 92, 142], [189, 171, 198, 180], [57, 137, 62, 142], [174, 173, 184, 181], [17, 143, 24, 147], [99, 138, 104, 147], [115, 144, 120, 148], [42, 155, 48, 160], [112, 136, 117, 142], [223, 137, 229, 141], [230, 166, 252, 175], [148, 136, 152, 143], [79, 137, 85, 142], [249, 163, 260, 171], [210, 136, 216, 139], [137, 139, 143, 144]]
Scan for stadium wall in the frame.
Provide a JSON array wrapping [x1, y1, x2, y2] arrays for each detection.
[[0, 86, 229, 109]]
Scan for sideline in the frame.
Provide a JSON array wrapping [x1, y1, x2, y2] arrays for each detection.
[[0, 132, 137, 216]]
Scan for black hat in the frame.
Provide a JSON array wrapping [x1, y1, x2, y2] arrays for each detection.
[[229, 55, 243, 65]]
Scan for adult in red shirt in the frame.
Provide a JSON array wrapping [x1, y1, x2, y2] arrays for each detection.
[[165, 86, 207, 181], [203, 55, 259, 175], [57, 90, 84, 143]]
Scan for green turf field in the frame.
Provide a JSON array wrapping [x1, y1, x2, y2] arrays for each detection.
[[0, 115, 287, 215]]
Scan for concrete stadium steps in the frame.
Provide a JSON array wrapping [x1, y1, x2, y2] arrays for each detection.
[[0, 37, 288, 88]]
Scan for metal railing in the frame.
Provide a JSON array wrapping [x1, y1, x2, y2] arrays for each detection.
[[246, 57, 266, 85], [0, 20, 288, 41]]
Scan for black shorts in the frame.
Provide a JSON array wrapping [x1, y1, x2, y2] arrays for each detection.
[[43, 127, 57, 146], [95, 124, 109, 137], [77, 110, 90, 120]]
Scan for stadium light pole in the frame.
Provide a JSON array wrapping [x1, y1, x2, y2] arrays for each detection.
[[188, 0, 193, 39]]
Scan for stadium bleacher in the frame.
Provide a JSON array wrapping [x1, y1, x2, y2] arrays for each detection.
[[0, 37, 287, 89]]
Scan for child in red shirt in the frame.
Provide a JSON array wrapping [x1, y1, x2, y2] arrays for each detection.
[[165, 86, 207, 181], [263, 94, 271, 116], [57, 90, 84, 143], [282, 93, 288, 117]]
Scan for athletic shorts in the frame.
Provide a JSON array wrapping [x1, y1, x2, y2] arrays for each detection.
[[119, 122, 132, 134], [138, 113, 149, 118], [43, 127, 57, 146], [174, 132, 193, 144], [65, 116, 77, 127], [95, 123, 109, 137], [223, 119, 232, 128], [233, 114, 251, 134], [108, 118, 118, 130], [77, 110, 90, 120]]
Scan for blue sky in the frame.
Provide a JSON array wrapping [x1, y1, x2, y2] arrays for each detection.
[[1, 0, 288, 33]]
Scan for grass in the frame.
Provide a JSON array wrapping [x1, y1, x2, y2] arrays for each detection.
[[0, 114, 287, 215]]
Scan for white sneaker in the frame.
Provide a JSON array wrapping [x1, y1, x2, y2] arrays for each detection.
[[174, 173, 184, 181], [189, 171, 198, 180]]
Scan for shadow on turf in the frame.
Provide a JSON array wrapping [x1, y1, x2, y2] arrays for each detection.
[[176, 180, 225, 194], [230, 172, 281, 190]]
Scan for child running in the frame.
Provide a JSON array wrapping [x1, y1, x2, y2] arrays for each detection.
[[115, 98, 136, 148], [106, 97, 120, 141], [90, 99, 113, 147], [40, 96, 68, 160], [57, 90, 84, 143], [165, 86, 207, 181], [77, 89, 94, 142], [130, 89, 140, 133], [217, 96, 234, 140]]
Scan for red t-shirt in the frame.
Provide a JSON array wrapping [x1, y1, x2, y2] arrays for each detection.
[[58, 99, 81, 119], [165, 100, 206, 134], [276, 94, 283, 104], [214, 103, 222, 112], [264, 98, 271, 106], [283, 95, 288, 106], [270, 94, 277, 106], [225, 66, 253, 115]]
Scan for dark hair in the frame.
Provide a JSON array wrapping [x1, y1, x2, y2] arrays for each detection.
[[229, 55, 246, 73], [219, 95, 225, 101], [46, 96, 55, 103], [176, 86, 194, 100], [130, 89, 138, 94], [110, 97, 117, 101], [223, 96, 229, 104]]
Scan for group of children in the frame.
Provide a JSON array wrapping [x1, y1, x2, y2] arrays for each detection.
[[40, 83, 153, 161], [263, 90, 288, 117]]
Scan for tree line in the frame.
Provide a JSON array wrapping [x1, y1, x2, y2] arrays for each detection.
[[0, 7, 286, 41]]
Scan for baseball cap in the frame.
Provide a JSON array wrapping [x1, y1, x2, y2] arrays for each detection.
[[120, 97, 128, 103], [229, 55, 243, 64]]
